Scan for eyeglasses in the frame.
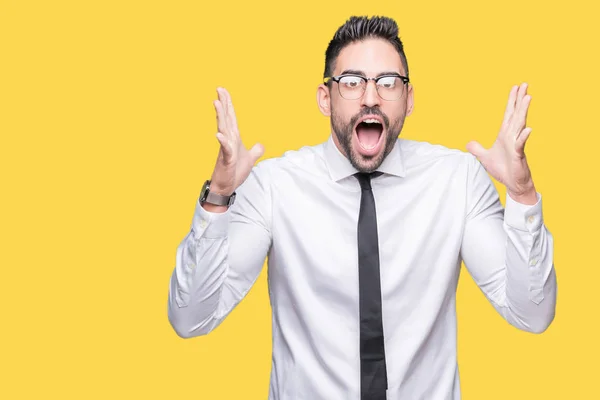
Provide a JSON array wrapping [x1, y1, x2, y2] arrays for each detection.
[[323, 74, 410, 101]]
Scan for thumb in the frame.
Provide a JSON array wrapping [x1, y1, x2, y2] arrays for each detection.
[[216, 132, 233, 162], [248, 143, 265, 164], [466, 140, 486, 159]]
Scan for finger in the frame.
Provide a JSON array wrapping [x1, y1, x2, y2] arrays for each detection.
[[217, 88, 233, 136], [501, 85, 519, 128], [223, 88, 240, 137], [521, 94, 531, 126], [214, 99, 228, 137], [248, 142, 265, 164], [217, 87, 227, 113], [511, 94, 531, 138], [515, 82, 528, 115], [515, 127, 532, 154]]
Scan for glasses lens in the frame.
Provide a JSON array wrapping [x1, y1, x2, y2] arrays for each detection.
[[376, 76, 404, 101], [338, 76, 365, 100]]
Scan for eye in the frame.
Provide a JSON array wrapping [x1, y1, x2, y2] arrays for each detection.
[[377, 76, 397, 88], [339, 76, 364, 88]]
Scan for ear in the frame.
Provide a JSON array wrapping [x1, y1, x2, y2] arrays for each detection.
[[317, 84, 331, 117], [405, 83, 414, 116]]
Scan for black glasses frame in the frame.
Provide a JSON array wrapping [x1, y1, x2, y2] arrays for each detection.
[[323, 73, 410, 100], [324, 73, 409, 86]]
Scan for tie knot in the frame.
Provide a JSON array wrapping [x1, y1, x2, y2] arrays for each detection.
[[354, 171, 382, 190]]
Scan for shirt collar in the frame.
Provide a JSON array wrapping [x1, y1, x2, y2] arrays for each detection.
[[323, 134, 406, 182]]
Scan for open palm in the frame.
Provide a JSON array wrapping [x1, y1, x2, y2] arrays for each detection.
[[210, 87, 264, 196], [466, 83, 536, 197]]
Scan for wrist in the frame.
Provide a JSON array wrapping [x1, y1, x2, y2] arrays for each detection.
[[508, 187, 538, 205], [208, 174, 235, 197], [209, 184, 234, 197], [199, 179, 236, 210]]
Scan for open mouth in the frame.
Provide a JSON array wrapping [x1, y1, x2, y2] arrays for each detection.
[[355, 117, 384, 153]]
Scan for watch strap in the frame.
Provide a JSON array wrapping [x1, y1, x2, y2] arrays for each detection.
[[205, 190, 233, 206], [199, 180, 236, 207]]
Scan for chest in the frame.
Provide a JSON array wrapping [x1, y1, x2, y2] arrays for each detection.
[[267, 168, 468, 291]]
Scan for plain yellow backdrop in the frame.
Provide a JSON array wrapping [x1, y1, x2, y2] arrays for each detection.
[[1, 0, 598, 398]]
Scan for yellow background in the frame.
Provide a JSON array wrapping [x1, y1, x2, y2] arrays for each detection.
[[1, 0, 598, 398]]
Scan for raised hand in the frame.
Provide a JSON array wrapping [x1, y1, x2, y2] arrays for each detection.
[[209, 87, 264, 197], [466, 83, 538, 204]]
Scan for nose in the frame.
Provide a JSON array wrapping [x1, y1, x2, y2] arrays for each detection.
[[360, 79, 381, 108]]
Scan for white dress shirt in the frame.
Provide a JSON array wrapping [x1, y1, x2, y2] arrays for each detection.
[[167, 134, 557, 400]]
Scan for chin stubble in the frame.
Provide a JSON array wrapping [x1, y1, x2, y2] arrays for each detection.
[[331, 107, 405, 173]]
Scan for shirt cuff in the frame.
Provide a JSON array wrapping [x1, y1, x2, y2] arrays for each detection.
[[192, 199, 231, 239], [504, 191, 543, 233]]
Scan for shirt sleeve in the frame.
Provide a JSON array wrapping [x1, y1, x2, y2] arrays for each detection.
[[167, 161, 273, 338], [459, 154, 557, 334]]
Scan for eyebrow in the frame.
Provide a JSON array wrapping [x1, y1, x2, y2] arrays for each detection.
[[339, 69, 401, 77]]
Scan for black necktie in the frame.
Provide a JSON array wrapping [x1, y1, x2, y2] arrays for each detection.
[[355, 172, 387, 400]]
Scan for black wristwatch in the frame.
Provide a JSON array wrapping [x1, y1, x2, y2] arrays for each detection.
[[199, 180, 236, 207]]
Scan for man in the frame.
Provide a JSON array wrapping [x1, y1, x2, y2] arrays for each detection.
[[167, 15, 557, 400]]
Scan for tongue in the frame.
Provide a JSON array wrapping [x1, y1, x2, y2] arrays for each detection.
[[357, 125, 380, 147]]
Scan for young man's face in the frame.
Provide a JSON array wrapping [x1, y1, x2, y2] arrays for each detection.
[[318, 38, 414, 173]]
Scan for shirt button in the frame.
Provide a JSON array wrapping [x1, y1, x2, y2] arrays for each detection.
[[527, 215, 535, 224], [200, 219, 208, 228], [529, 259, 538, 266]]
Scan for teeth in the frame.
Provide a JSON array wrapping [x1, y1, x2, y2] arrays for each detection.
[[362, 118, 381, 124]]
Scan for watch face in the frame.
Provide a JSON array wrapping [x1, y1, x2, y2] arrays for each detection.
[[227, 192, 237, 206], [199, 180, 211, 202], [199, 180, 234, 206]]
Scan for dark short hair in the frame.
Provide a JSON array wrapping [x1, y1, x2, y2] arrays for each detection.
[[323, 16, 409, 83]]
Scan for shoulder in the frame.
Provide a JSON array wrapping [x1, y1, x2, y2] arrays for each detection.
[[399, 138, 479, 172], [252, 141, 327, 178]]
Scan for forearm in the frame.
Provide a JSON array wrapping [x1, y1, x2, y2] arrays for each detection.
[[462, 153, 557, 333], [168, 166, 273, 338], [499, 192, 557, 333], [167, 203, 232, 338]]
